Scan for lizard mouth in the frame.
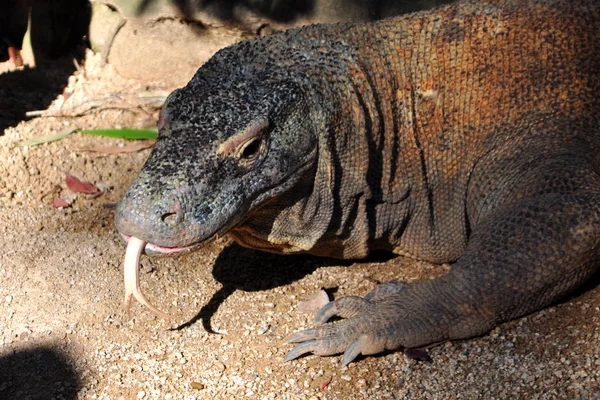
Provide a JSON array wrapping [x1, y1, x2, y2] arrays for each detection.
[[120, 234, 204, 255], [119, 215, 230, 255]]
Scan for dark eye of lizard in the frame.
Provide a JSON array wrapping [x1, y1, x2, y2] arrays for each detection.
[[239, 137, 262, 162]]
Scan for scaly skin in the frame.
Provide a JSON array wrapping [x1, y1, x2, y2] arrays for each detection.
[[115, 0, 600, 365]]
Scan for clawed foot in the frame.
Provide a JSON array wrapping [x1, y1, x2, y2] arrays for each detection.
[[284, 282, 413, 366]]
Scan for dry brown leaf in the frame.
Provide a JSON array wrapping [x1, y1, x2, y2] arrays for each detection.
[[66, 173, 99, 194]]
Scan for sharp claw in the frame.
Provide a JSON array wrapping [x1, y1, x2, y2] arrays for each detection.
[[341, 337, 364, 367], [283, 340, 317, 362], [287, 328, 317, 343], [314, 301, 337, 324]]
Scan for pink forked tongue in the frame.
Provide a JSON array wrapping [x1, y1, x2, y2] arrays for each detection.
[[123, 237, 173, 320]]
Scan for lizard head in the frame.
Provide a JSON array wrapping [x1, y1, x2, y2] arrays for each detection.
[[114, 44, 319, 255]]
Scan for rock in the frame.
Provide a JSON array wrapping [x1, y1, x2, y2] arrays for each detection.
[[88, 0, 454, 86]]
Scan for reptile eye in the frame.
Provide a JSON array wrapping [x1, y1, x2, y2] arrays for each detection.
[[219, 118, 268, 164], [239, 137, 262, 162]]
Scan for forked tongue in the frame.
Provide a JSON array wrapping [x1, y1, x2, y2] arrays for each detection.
[[123, 237, 173, 319]]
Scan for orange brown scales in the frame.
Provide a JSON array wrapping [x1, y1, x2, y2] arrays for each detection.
[[115, 0, 600, 366]]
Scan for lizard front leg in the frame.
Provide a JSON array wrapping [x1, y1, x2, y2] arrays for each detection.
[[285, 192, 600, 366]]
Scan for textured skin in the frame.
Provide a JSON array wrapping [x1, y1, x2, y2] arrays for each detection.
[[115, 0, 600, 365]]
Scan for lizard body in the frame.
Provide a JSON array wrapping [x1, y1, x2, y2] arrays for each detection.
[[115, 0, 600, 365]]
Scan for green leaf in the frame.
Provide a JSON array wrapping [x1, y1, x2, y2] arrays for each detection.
[[79, 129, 158, 140], [14, 128, 77, 146]]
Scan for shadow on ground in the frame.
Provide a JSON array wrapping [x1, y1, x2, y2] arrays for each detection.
[[573, 266, 600, 299], [176, 242, 364, 332], [0, 0, 90, 134], [178, 237, 600, 336], [0, 59, 78, 134], [0, 345, 81, 399]]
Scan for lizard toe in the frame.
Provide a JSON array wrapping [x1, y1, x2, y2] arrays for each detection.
[[315, 296, 373, 324], [284, 327, 351, 362], [342, 330, 405, 366], [283, 340, 318, 362], [341, 336, 368, 366], [286, 328, 317, 343], [314, 301, 337, 324]]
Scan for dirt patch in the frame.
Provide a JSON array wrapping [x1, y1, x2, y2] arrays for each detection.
[[0, 51, 599, 399]]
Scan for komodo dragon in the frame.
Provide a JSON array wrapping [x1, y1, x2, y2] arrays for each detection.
[[114, 0, 600, 366]]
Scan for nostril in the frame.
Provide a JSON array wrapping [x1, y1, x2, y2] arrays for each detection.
[[161, 211, 179, 226]]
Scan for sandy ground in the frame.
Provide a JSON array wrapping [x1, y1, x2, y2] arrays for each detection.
[[0, 51, 599, 400]]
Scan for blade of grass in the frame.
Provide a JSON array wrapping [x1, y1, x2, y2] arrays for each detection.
[[79, 129, 158, 140], [14, 128, 77, 146]]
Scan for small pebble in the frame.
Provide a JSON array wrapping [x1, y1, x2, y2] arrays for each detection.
[[258, 324, 270, 335]]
